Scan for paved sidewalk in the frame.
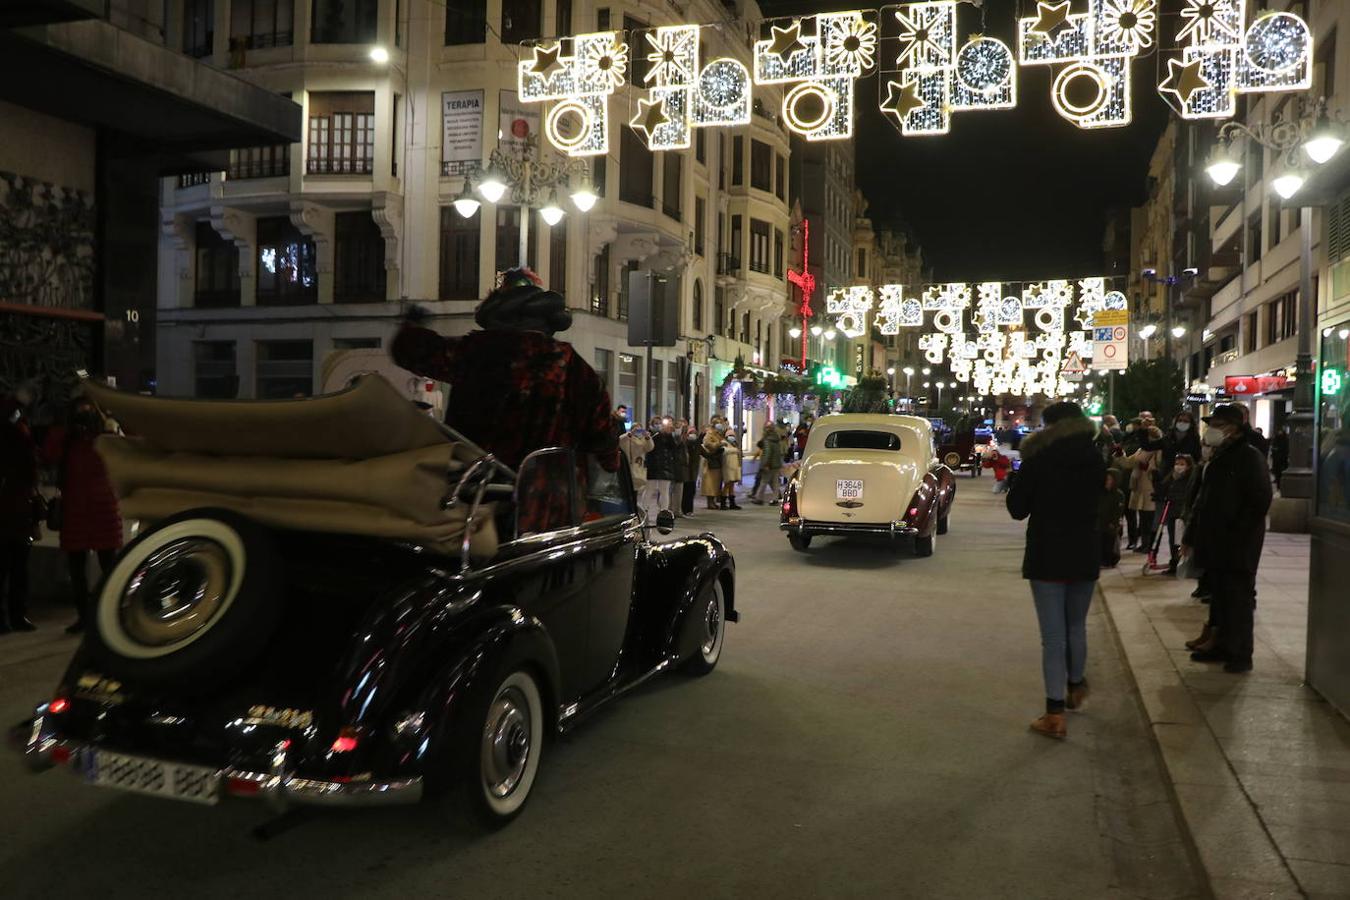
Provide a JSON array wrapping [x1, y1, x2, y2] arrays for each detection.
[[1099, 533, 1350, 899]]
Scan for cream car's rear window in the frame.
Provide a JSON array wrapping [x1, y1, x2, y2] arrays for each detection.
[[823, 430, 902, 451]]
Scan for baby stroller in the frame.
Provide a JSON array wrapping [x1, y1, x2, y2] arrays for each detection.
[[1141, 499, 1173, 576]]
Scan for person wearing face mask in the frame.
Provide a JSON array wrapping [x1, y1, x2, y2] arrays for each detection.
[[1158, 454, 1197, 575], [1139, 411, 1202, 475], [43, 397, 123, 634], [700, 425, 726, 510], [1181, 405, 1272, 673]]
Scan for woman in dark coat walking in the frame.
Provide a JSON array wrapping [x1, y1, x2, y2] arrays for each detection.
[[1006, 402, 1107, 740], [44, 398, 123, 633]]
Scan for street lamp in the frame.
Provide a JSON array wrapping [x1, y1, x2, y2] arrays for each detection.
[[810, 324, 823, 336], [1204, 96, 1348, 502], [1141, 269, 1196, 363], [824, 328, 837, 341], [789, 326, 802, 338], [368, 45, 390, 64], [922, 367, 931, 376], [1138, 323, 1157, 339], [1170, 325, 1186, 339], [461, 133, 595, 266]]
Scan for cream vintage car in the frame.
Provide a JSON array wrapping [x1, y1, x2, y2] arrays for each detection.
[[779, 414, 956, 556]]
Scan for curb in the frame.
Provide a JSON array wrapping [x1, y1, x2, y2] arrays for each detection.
[[1096, 568, 1305, 900]]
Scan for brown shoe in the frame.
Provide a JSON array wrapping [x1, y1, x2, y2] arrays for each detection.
[[1193, 630, 1220, 654], [1066, 681, 1090, 710], [1184, 624, 1214, 651], [1029, 713, 1067, 740]]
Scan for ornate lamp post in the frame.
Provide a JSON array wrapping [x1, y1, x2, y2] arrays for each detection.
[[452, 133, 596, 268], [1204, 95, 1347, 503]]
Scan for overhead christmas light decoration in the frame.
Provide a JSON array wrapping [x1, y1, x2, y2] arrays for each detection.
[[1162, 5, 1312, 120], [825, 285, 875, 338], [521, 2, 1315, 150], [519, 32, 628, 156]]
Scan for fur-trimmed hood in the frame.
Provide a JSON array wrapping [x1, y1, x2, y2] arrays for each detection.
[[1020, 415, 1098, 460]]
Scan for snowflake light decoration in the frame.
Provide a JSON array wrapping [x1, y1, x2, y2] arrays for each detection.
[[1177, 0, 1243, 49], [894, 3, 954, 70], [580, 37, 630, 90], [754, 12, 868, 141], [824, 15, 878, 73], [1097, 0, 1157, 53], [519, 32, 629, 156], [644, 26, 697, 87]]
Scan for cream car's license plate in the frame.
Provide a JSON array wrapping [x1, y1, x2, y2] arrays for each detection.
[[84, 749, 221, 805], [836, 479, 864, 501]]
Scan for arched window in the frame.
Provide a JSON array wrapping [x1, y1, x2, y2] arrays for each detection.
[[692, 279, 703, 332]]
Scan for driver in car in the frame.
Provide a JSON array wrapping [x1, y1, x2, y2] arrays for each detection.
[[391, 267, 620, 475]]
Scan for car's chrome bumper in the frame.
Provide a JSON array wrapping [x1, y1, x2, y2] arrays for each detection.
[[780, 518, 917, 538], [22, 714, 422, 808]]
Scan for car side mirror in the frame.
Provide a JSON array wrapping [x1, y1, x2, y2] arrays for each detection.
[[655, 509, 676, 535]]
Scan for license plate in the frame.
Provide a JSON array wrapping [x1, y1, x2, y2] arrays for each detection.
[[836, 479, 864, 501], [85, 749, 220, 805]]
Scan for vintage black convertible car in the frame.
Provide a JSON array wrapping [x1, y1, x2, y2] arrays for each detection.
[[21, 377, 736, 826]]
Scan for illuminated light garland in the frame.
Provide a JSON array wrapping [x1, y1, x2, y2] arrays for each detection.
[[822, 12, 879, 75], [755, 21, 819, 84], [520, 31, 628, 156], [1018, 6, 1090, 64], [1238, 12, 1312, 92], [644, 25, 699, 87], [952, 37, 1017, 110], [1053, 54, 1132, 128], [876, 285, 922, 334], [784, 76, 856, 140], [1095, 0, 1157, 55], [641, 87, 692, 151], [893, 2, 956, 71], [933, 308, 963, 334], [1177, 0, 1244, 49], [922, 282, 971, 310], [692, 58, 752, 126], [1035, 306, 1066, 333]]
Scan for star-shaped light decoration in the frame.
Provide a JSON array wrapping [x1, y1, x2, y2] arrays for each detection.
[[766, 22, 807, 61], [644, 27, 697, 86], [894, 6, 950, 69], [880, 80, 926, 120], [1177, 0, 1242, 48], [1159, 57, 1209, 104], [630, 97, 671, 142], [1029, 0, 1073, 40], [531, 42, 566, 80]]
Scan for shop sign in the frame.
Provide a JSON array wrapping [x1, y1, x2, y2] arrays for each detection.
[[1224, 375, 1289, 395], [815, 365, 846, 389], [1185, 392, 1211, 405], [498, 90, 540, 151], [1323, 367, 1344, 396], [441, 90, 484, 176]]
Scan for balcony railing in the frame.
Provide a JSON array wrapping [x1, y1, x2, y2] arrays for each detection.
[[178, 172, 215, 188], [306, 157, 373, 175], [717, 254, 741, 275], [749, 259, 771, 275], [228, 148, 290, 180], [663, 203, 682, 221]]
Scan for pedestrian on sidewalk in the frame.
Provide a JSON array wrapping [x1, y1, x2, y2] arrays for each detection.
[[1182, 404, 1272, 673], [988, 444, 1012, 493], [620, 423, 653, 499], [670, 419, 692, 518], [643, 417, 677, 522], [1098, 469, 1125, 569], [44, 397, 123, 634], [0, 388, 40, 634], [700, 427, 725, 510], [1270, 426, 1289, 490], [1006, 401, 1106, 740], [681, 422, 701, 515], [749, 419, 785, 504], [720, 429, 743, 509], [1128, 430, 1161, 552], [1158, 453, 1197, 574]]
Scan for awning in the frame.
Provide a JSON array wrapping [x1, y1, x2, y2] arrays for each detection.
[[0, 16, 302, 173]]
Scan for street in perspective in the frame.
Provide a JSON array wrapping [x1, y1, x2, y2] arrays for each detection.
[[3, 0, 1350, 898]]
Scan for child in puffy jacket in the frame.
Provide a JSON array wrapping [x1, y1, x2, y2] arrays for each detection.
[[987, 445, 1012, 493]]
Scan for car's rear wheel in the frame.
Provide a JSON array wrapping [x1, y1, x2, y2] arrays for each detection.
[[788, 534, 812, 552], [683, 581, 726, 676], [86, 509, 281, 692], [914, 532, 935, 557], [463, 668, 544, 827]]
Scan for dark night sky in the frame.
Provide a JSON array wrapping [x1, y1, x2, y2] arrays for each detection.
[[759, 0, 1171, 281]]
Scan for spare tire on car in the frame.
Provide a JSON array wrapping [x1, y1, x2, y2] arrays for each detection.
[[86, 509, 282, 693]]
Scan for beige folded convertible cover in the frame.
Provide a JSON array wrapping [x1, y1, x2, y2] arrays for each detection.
[[87, 377, 497, 557]]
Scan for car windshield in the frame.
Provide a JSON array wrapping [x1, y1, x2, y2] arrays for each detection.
[[823, 430, 902, 451]]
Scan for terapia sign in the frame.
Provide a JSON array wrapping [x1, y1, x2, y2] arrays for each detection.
[[518, 1, 1314, 155]]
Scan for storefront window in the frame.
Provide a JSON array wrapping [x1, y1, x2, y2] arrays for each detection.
[[1317, 324, 1350, 523]]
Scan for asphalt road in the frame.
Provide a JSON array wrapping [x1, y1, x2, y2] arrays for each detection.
[[0, 484, 1201, 899]]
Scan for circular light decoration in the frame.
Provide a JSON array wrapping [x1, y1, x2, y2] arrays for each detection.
[[836, 310, 867, 339], [1035, 307, 1065, 332], [546, 100, 595, 153], [783, 81, 838, 133], [956, 37, 1013, 93], [1245, 13, 1310, 74], [700, 59, 747, 108], [1053, 62, 1110, 119], [1102, 290, 1128, 310], [933, 309, 962, 334], [580, 37, 630, 89]]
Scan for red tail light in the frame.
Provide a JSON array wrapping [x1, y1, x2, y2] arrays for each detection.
[[330, 729, 359, 753], [782, 486, 798, 519], [50, 745, 72, 765], [47, 698, 70, 715], [227, 776, 263, 796]]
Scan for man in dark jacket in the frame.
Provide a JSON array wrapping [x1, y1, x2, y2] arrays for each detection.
[[1007, 402, 1107, 740], [1182, 404, 1272, 673], [390, 267, 619, 474], [644, 418, 679, 518]]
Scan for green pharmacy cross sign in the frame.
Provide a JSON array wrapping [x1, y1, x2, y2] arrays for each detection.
[[1322, 366, 1344, 396], [815, 366, 846, 390]]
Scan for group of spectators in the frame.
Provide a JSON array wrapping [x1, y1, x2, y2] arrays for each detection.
[[0, 386, 123, 635], [614, 407, 807, 517], [1008, 398, 1274, 741]]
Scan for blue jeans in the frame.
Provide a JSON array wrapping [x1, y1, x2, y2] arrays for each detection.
[[1029, 580, 1095, 705]]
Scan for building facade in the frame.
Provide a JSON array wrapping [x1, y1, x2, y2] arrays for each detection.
[[154, 0, 792, 429]]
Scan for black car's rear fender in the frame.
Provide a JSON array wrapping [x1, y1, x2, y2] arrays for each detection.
[[378, 606, 560, 787], [632, 534, 736, 666]]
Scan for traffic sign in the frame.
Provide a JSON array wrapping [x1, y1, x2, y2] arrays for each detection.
[[1061, 351, 1085, 381], [1093, 310, 1128, 370]]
